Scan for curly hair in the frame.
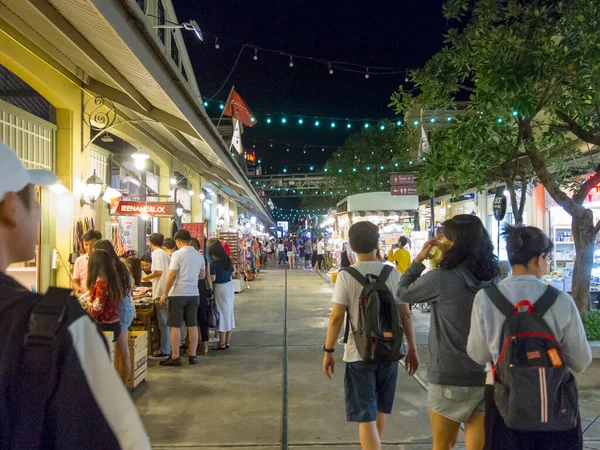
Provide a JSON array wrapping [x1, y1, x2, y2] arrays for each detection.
[[439, 214, 498, 281]]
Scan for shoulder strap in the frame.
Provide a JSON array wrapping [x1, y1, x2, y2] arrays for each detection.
[[484, 284, 515, 318], [12, 287, 72, 450], [533, 286, 560, 318], [341, 267, 367, 286], [378, 265, 394, 284], [344, 312, 351, 344]]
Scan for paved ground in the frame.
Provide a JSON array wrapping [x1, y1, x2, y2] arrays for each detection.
[[133, 265, 600, 449]]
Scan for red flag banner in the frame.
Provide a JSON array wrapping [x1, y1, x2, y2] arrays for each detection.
[[223, 89, 257, 127]]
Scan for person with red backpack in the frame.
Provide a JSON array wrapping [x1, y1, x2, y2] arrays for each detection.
[[467, 225, 591, 450], [322, 221, 419, 450]]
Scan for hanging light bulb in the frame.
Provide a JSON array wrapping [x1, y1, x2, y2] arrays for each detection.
[[314, 120, 320, 127], [266, 117, 272, 124], [321, 147, 325, 152], [347, 122, 352, 129], [270, 141, 273, 147], [214, 37, 220, 49], [289, 55, 294, 67], [365, 68, 370, 79], [298, 118, 304, 125], [328, 63, 334, 75], [364, 123, 370, 129], [203, 101, 208, 107], [405, 77, 409, 82], [286, 147, 290, 152], [253, 48, 258, 60], [303, 148, 307, 154], [330, 122, 336, 128]]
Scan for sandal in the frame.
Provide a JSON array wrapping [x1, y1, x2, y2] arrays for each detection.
[[225, 342, 231, 349], [214, 344, 227, 350]]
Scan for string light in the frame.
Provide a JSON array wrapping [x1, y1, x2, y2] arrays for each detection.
[[289, 55, 294, 68], [413, 120, 419, 126], [214, 37, 220, 49], [281, 117, 287, 124], [512, 110, 519, 116], [314, 120, 320, 127], [347, 123, 352, 129], [253, 48, 258, 60], [328, 63, 334, 75], [330, 122, 336, 128], [298, 118, 304, 125], [365, 68, 370, 79], [203, 101, 208, 107]]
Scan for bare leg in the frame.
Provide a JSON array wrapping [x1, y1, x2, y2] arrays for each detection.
[[114, 331, 131, 384], [218, 331, 227, 347], [358, 421, 381, 450], [188, 326, 199, 357], [429, 408, 461, 450], [376, 412, 387, 438], [464, 412, 485, 450], [170, 327, 182, 359], [225, 331, 232, 344]]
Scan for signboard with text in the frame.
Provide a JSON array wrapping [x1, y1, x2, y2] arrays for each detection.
[[111, 201, 175, 217], [390, 173, 417, 196]]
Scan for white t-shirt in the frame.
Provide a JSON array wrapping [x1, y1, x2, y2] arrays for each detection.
[[168, 245, 205, 297], [150, 248, 171, 299], [317, 241, 325, 255], [277, 243, 285, 252], [331, 261, 402, 363]]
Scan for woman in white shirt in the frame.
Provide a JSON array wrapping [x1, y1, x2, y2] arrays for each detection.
[[467, 225, 592, 450]]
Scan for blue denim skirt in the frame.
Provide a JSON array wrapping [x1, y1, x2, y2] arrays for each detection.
[[118, 296, 136, 330]]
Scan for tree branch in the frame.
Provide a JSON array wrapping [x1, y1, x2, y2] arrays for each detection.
[[519, 178, 529, 223], [522, 121, 582, 218], [573, 164, 600, 204], [556, 110, 600, 146]]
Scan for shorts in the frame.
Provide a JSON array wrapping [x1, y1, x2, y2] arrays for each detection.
[[428, 383, 485, 423], [167, 295, 200, 327], [344, 360, 398, 423], [99, 321, 121, 342], [304, 253, 312, 261], [118, 296, 136, 330], [287, 251, 294, 257]]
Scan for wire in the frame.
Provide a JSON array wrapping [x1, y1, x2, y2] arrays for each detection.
[[207, 44, 248, 101]]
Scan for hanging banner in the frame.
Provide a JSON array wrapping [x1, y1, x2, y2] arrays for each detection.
[[111, 201, 175, 217]]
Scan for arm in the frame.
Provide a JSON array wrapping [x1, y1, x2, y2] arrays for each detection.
[[72, 278, 82, 294], [141, 270, 162, 282], [322, 303, 346, 379], [398, 303, 419, 375], [87, 283, 106, 321], [561, 295, 592, 373], [467, 292, 493, 366], [159, 270, 177, 304], [397, 262, 440, 304], [198, 269, 206, 280]]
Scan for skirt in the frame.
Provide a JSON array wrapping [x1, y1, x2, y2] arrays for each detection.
[[214, 281, 235, 332]]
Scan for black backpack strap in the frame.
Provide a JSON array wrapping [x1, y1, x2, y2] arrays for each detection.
[[484, 284, 515, 318], [378, 265, 394, 284], [343, 312, 351, 344], [12, 287, 72, 450], [533, 286, 560, 318], [341, 267, 367, 286]]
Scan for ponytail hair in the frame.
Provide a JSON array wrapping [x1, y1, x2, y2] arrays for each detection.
[[502, 224, 554, 267]]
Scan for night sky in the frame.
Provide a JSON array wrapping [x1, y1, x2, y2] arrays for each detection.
[[172, 1, 448, 209]]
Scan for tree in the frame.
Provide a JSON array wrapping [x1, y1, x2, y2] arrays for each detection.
[[390, 0, 600, 312], [323, 120, 418, 197]]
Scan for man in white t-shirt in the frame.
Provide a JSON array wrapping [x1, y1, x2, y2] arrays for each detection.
[[314, 238, 326, 271], [141, 233, 172, 358], [322, 221, 419, 450], [72, 229, 101, 295], [159, 230, 205, 366]]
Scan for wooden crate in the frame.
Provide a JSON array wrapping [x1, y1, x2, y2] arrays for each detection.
[[128, 331, 147, 352], [102, 331, 115, 362], [127, 364, 147, 390], [127, 331, 148, 391]]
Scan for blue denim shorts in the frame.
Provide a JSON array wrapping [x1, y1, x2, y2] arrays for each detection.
[[118, 296, 136, 330], [344, 360, 398, 423]]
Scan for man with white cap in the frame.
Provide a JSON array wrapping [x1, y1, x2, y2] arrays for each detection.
[[0, 142, 150, 449]]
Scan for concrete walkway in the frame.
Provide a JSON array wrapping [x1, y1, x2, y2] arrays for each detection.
[[133, 266, 600, 449]]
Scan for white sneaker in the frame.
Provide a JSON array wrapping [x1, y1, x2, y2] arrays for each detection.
[[210, 337, 220, 343]]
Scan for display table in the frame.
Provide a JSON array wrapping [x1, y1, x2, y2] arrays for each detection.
[[132, 305, 159, 356]]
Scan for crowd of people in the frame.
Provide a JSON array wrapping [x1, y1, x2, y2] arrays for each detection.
[[269, 237, 328, 271], [323, 216, 593, 450]]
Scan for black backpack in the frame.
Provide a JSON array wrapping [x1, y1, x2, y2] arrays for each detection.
[[343, 265, 405, 362], [486, 284, 579, 432]]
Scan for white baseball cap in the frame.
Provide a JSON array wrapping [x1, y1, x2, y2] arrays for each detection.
[[0, 141, 57, 202]]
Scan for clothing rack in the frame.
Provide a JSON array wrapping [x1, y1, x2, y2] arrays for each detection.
[[218, 231, 240, 271]]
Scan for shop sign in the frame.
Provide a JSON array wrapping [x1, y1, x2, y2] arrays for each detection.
[[390, 173, 416, 185], [493, 193, 507, 221], [245, 150, 257, 163], [391, 186, 417, 196], [112, 201, 175, 217]]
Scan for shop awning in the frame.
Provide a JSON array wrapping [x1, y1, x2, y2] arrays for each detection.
[[0, 0, 273, 224]]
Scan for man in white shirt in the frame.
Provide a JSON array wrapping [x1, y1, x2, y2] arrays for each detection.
[[142, 233, 172, 358], [159, 230, 205, 366], [314, 238, 326, 271], [322, 221, 419, 450], [72, 229, 101, 295]]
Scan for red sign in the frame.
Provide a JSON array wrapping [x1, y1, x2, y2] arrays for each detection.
[[390, 173, 417, 185], [112, 201, 175, 217], [245, 150, 257, 163], [223, 89, 257, 127], [391, 186, 417, 196]]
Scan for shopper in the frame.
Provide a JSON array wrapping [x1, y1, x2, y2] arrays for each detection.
[[141, 254, 152, 275], [159, 230, 204, 366], [141, 233, 172, 358], [0, 141, 149, 448], [304, 239, 312, 270], [94, 240, 136, 384], [323, 221, 419, 450], [289, 241, 297, 270], [388, 236, 411, 274], [190, 237, 212, 355], [207, 238, 236, 350], [467, 225, 592, 450], [277, 239, 286, 265], [126, 256, 143, 287], [163, 237, 177, 256], [398, 214, 497, 450], [314, 237, 326, 271], [86, 249, 123, 341], [72, 229, 101, 295]]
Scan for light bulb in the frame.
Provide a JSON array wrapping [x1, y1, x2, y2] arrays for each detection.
[[203, 101, 208, 107], [314, 120, 320, 127], [281, 117, 287, 124], [214, 38, 220, 49], [413, 120, 419, 126], [266, 117, 272, 124], [328, 63, 334, 75], [188, 190, 194, 196], [365, 69, 370, 79], [430, 117, 436, 123], [447, 116, 452, 122], [170, 178, 176, 186], [380, 125, 385, 130], [497, 117, 504, 123], [347, 123, 352, 129], [321, 148, 325, 152], [298, 118, 304, 125], [219, 103, 224, 110], [289, 56, 294, 67], [330, 122, 336, 128], [286, 148, 290, 152], [396, 120, 402, 126], [364, 123, 370, 128], [253, 48, 258, 60]]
